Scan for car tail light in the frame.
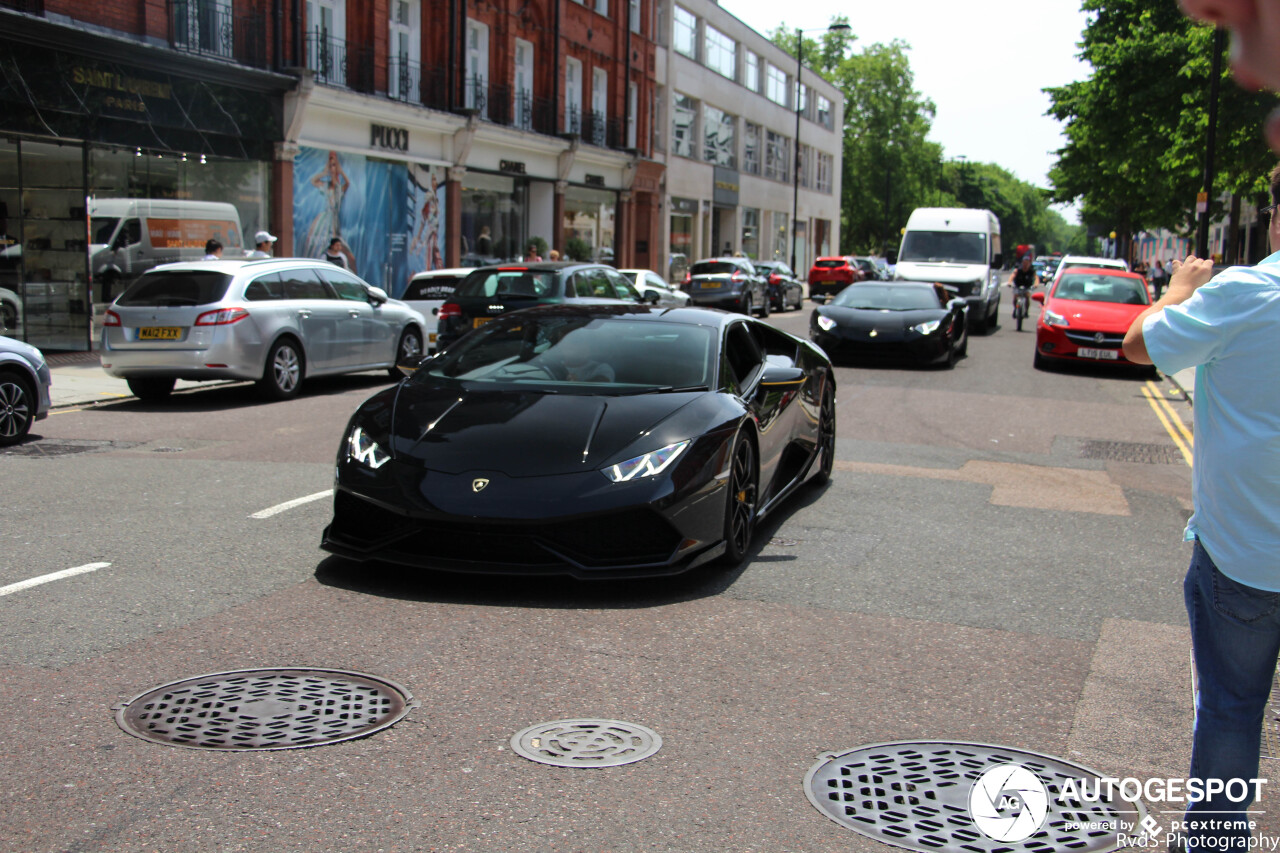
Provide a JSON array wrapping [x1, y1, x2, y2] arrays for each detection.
[[104, 309, 121, 327], [769, 273, 781, 284], [194, 307, 249, 326], [731, 270, 743, 282], [683, 271, 692, 285], [438, 302, 462, 320]]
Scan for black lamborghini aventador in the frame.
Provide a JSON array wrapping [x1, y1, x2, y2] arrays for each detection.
[[321, 304, 836, 579]]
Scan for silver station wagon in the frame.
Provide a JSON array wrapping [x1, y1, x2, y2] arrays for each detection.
[[101, 259, 428, 400]]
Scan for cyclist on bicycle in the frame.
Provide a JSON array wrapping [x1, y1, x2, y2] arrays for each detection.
[[1007, 254, 1037, 329]]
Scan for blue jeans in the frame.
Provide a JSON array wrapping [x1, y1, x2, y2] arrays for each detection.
[[1184, 540, 1280, 845]]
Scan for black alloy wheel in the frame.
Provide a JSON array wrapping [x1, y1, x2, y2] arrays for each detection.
[[720, 431, 759, 565], [259, 338, 304, 400], [814, 385, 835, 484], [126, 377, 176, 401], [391, 328, 423, 379], [0, 370, 35, 446]]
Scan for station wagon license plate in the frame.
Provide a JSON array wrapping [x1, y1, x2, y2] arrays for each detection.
[[1077, 347, 1118, 360], [472, 317, 492, 329], [138, 327, 182, 340]]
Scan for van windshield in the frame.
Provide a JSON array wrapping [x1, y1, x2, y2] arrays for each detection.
[[91, 217, 118, 245], [899, 231, 987, 265]]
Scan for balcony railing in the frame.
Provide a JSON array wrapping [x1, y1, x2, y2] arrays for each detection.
[[305, 29, 373, 93], [388, 54, 420, 105], [169, 0, 267, 67]]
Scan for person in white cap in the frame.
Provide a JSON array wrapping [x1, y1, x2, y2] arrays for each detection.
[[248, 230, 277, 259]]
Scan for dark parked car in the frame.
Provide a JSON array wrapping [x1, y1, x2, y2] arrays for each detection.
[[753, 261, 805, 312], [850, 256, 884, 281], [685, 257, 770, 317], [809, 281, 968, 368], [322, 304, 836, 578], [435, 262, 642, 350]]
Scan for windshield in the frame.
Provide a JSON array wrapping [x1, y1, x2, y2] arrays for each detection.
[[91, 217, 119, 245], [1052, 273, 1150, 305], [454, 268, 557, 298], [421, 316, 715, 393], [833, 285, 940, 311], [898, 231, 988, 264], [813, 259, 847, 269], [692, 261, 749, 276], [116, 271, 233, 307]]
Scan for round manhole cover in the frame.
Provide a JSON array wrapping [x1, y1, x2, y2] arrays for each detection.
[[511, 719, 662, 768], [114, 668, 416, 751], [804, 741, 1147, 853]]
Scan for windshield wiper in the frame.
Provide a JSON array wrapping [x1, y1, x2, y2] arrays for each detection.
[[623, 384, 708, 395]]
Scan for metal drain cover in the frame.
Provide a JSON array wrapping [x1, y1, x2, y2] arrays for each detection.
[[805, 741, 1145, 853], [511, 719, 662, 768], [1080, 439, 1184, 464], [115, 668, 416, 751]]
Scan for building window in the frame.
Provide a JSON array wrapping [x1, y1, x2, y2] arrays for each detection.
[[566, 56, 583, 134], [305, 0, 348, 87], [795, 82, 808, 114], [703, 105, 736, 168], [798, 144, 813, 189], [743, 122, 760, 175], [630, 0, 641, 33], [674, 6, 696, 58], [704, 25, 736, 79], [765, 64, 787, 106], [672, 92, 696, 159], [388, 1, 421, 103], [627, 81, 638, 149], [742, 207, 760, 259], [466, 19, 489, 117], [744, 52, 759, 92], [765, 130, 790, 182], [514, 39, 533, 130], [774, 211, 789, 260], [173, 0, 234, 59], [816, 152, 833, 193], [816, 94, 833, 129], [590, 67, 608, 146], [596, 0, 608, 15]]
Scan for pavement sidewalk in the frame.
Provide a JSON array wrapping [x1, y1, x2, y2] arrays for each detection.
[[43, 350, 219, 407]]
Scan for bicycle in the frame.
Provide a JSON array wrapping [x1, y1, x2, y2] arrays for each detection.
[[1011, 284, 1032, 331]]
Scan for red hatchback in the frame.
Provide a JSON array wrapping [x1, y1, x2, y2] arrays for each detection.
[[808, 257, 865, 300], [1032, 267, 1152, 371]]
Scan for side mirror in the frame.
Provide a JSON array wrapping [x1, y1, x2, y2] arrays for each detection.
[[947, 298, 966, 312], [396, 352, 432, 378], [367, 286, 389, 306], [1032, 292, 1045, 303], [760, 363, 806, 387], [645, 291, 661, 305], [991, 252, 1003, 268]]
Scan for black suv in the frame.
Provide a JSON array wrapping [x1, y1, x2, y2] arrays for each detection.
[[685, 257, 769, 317], [436, 262, 642, 350]]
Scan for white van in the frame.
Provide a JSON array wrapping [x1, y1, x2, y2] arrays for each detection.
[[90, 199, 244, 301], [895, 208, 1003, 333]]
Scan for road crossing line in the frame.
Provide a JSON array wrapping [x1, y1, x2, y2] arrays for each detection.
[[250, 490, 333, 519], [0, 562, 111, 598]]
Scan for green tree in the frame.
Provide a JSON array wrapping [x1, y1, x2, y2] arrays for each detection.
[[1046, 0, 1278, 257]]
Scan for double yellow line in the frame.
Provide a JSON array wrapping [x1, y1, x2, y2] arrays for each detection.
[[1141, 380, 1193, 466]]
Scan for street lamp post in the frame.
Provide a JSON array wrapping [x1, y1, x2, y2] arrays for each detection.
[[791, 22, 849, 274]]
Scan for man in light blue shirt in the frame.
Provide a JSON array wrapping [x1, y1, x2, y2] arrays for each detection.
[[1123, 171, 1280, 850]]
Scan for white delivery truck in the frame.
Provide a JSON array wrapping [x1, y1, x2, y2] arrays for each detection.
[[895, 208, 1003, 333], [89, 199, 244, 301]]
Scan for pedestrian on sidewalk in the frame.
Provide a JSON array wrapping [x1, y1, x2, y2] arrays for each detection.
[[1122, 162, 1280, 851], [1150, 259, 1168, 299], [202, 239, 223, 260], [247, 230, 276, 259]]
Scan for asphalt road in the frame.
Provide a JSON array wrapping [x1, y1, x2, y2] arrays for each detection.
[[0, 299, 1206, 853]]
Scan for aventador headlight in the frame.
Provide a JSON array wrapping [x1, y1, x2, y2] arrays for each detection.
[[603, 440, 690, 482], [910, 319, 941, 335], [816, 314, 837, 331], [347, 426, 390, 470]]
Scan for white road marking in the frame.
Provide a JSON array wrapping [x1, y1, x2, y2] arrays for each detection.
[[250, 490, 333, 519], [0, 562, 111, 597]]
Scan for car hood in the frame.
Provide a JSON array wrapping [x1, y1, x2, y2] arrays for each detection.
[[1045, 299, 1147, 332], [894, 261, 988, 284], [822, 306, 944, 330], [389, 382, 701, 476]]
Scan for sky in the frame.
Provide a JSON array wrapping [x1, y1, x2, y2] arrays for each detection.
[[719, 0, 1094, 221]]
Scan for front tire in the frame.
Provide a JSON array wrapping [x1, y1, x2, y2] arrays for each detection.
[[719, 431, 759, 566], [259, 338, 304, 400], [0, 370, 35, 446], [391, 327, 423, 379], [126, 377, 176, 401]]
